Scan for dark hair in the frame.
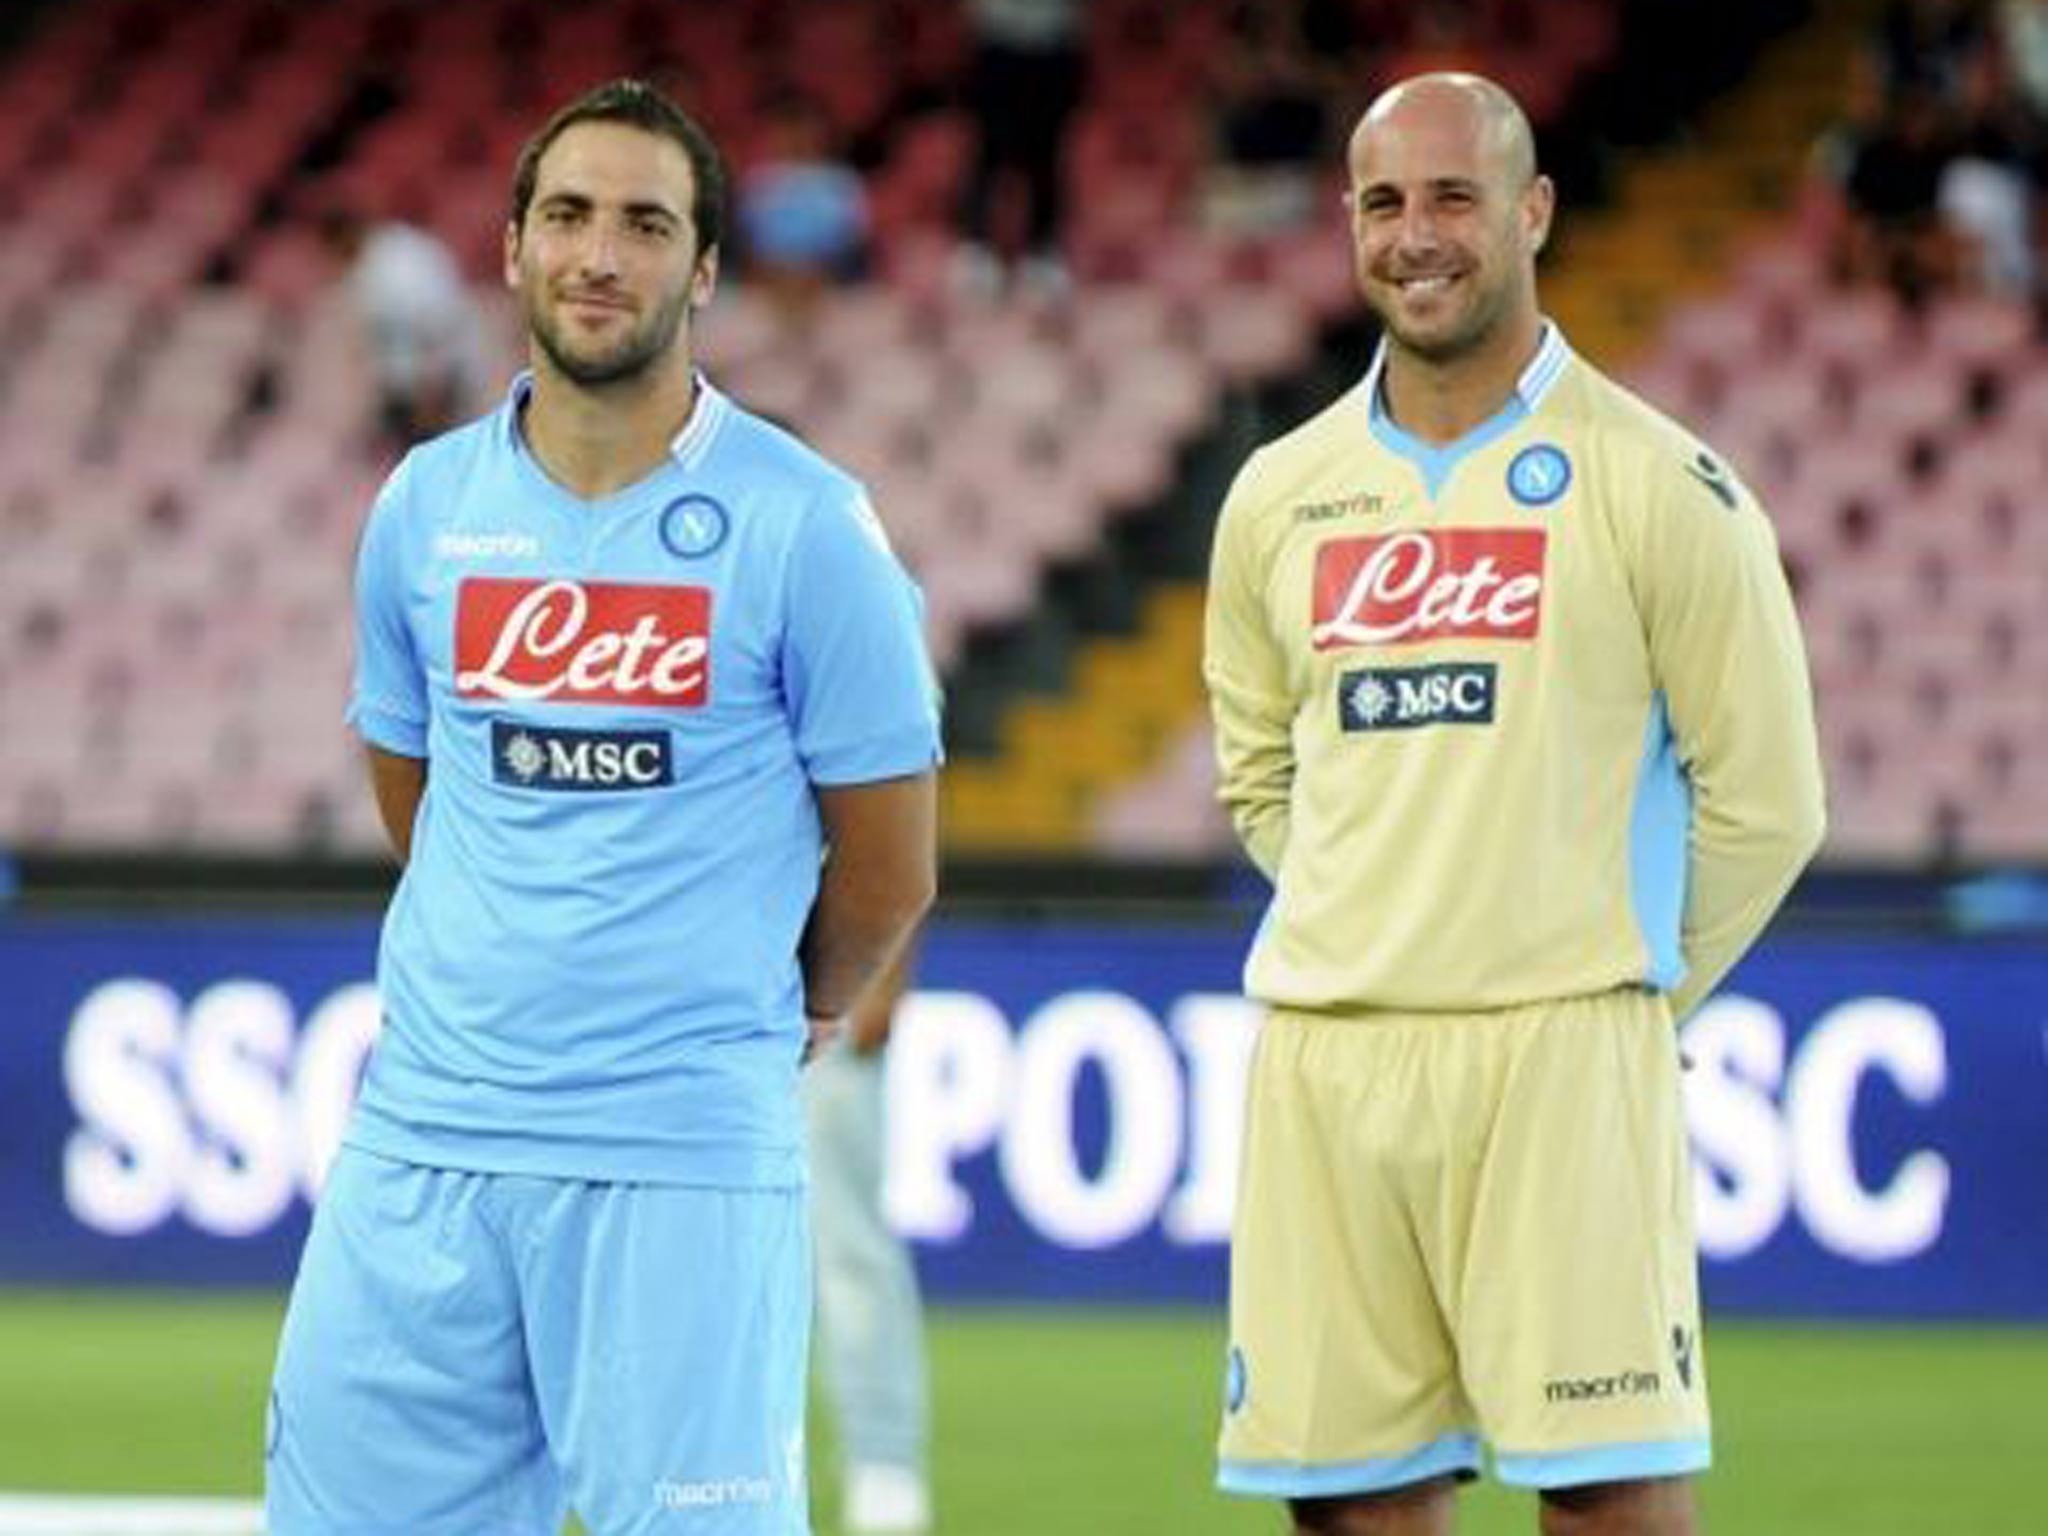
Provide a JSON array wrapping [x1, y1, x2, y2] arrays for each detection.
[[509, 78, 727, 253]]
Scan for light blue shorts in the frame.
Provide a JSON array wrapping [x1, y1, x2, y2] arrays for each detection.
[[267, 1146, 811, 1535]]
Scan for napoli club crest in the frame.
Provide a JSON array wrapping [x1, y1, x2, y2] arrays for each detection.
[[1506, 444, 1572, 507], [660, 494, 730, 559]]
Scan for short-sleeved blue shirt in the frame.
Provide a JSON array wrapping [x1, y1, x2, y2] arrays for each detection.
[[346, 375, 942, 1186]]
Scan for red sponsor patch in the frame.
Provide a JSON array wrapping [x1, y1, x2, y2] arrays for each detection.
[[455, 578, 710, 706], [1311, 528, 1546, 650]]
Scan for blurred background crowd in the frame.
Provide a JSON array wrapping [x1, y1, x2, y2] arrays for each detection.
[[1, 0, 2043, 880]]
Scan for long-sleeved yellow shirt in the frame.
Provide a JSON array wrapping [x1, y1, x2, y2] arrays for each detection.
[[1203, 326, 1825, 1019]]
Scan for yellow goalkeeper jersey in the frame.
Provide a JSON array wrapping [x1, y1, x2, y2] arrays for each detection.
[[1203, 325, 1825, 1019]]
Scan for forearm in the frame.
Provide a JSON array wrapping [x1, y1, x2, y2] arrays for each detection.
[[1230, 800, 1290, 881], [802, 775, 937, 1022], [1671, 791, 1825, 1019], [846, 939, 917, 1053], [1211, 688, 1294, 883], [364, 745, 426, 864]]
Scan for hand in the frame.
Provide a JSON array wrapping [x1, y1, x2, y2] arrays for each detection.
[[802, 1012, 845, 1065]]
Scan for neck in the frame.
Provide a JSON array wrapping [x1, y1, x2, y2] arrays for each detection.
[[520, 353, 698, 499], [1379, 309, 1545, 446]]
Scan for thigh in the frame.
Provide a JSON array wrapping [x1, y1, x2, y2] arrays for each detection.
[[1457, 992, 1712, 1487], [1219, 1012, 1480, 1501], [266, 1149, 561, 1536], [518, 1180, 812, 1536]]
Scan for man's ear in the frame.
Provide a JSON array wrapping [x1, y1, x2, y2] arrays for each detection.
[[691, 246, 720, 309], [503, 221, 521, 291], [1525, 174, 1556, 257]]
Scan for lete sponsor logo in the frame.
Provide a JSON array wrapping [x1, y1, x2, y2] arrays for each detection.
[[455, 578, 711, 705], [1311, 528, 1545, 650]]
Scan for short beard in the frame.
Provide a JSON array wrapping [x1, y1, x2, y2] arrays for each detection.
[[529, 285, 693, 387], [1376, 279, 1509, 365]]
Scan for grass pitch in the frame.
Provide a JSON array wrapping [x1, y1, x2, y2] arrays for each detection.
[[1, 1292, 2043, 1534]]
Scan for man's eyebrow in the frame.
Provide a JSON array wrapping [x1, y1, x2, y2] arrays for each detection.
[[621, 201, 682, 223], [1354, 174, 1483, 198]]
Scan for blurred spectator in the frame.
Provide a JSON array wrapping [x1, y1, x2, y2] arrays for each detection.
[[1377, 0, 1494, 86], [1999, 0, 2048, 117], [1873, 0, 1996, 100], [320, 208, 488, 450], [739, 93, 870, 325], [954, 0, 1086, 302], [1201, 2, 1335, 236], [1830, 83, 1965, 303], [1939, 46, 2044, 296]]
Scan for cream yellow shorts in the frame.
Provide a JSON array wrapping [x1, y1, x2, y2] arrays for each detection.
[[1217, 989, 1710, 1498]]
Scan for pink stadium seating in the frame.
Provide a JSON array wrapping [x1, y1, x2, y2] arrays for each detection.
[[52, 0, 2006, 867]]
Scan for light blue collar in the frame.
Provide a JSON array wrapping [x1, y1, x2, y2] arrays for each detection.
[[1363, 323, 1573, 497], [501, 369, 729, 473]]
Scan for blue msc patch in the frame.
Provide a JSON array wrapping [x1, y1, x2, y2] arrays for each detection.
[[492, 720, 673, 791], [1226, 1346, 1248, 1415], [660, 494, 730, 559], [1507, 443, 1572, 507], [1340, 663, 1497, 731]]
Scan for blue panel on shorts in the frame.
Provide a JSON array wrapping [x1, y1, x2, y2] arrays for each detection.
[[1218, 1432, 1483, 1497], [1494, 1435, 1712, 1489]]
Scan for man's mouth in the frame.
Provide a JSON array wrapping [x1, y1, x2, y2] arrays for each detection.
[[1393, 273, 1461, 294]]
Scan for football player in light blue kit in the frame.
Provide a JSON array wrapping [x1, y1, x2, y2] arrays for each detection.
[[265, 79, 941, 1536]]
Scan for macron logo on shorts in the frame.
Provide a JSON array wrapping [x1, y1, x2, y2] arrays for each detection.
[[456, 578, 711, 706]]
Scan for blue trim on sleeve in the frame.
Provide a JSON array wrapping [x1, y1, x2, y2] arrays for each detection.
[[1219, 1433, 1482, 1498], [1494, 1436, 1711, 1489], [1627, 693, 1691, 991]]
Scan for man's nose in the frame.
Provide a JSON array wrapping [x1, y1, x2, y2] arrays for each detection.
[[576, 222, 623, 279], [1395, 202, 1443, 251]]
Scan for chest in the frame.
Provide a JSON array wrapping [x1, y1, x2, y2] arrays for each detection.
[[407, 490, 783, 728], [1261, 440, 1642, 695]]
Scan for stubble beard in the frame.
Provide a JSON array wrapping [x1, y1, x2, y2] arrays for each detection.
[[528, 282, 694, 388], [1372, 267, 1513, 367]]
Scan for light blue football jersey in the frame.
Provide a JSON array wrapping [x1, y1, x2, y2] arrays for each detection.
[[346, 375, 942, 1186]]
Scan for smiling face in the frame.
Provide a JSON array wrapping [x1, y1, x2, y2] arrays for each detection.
[[1346, 76, 1551, 367], [505, 121, 718, 389]]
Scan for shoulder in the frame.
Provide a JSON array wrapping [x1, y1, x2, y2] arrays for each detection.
[[1554, 358, 1754, 516], [715, 401, 891, 548], [391, 411, 507, 502], [1224, 381, 1369, 521]]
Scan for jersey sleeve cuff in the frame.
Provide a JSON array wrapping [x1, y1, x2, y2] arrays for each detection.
[[347, 701, 429, 758], [805, 726, 944, 787]]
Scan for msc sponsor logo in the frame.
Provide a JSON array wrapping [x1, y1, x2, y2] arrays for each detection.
[[492, 721, 672, 791], [456, 578, 711, 706], [1543, 1368, 1662, 1405], [1339, 662, 1497, 732], [1311, 528, 1545, 649]]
